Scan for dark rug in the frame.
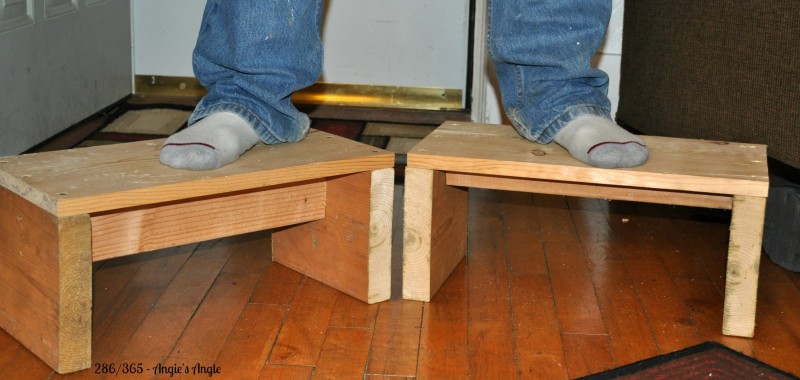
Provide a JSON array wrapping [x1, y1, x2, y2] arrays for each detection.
[[73, 101, 436, 180], [580, 342, 798, 379]]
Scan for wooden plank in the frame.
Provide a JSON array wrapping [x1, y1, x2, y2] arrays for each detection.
[[447, 172, 734, 209], [534, 194, 580, 244], [402, 168, 468, 301], [0, 186, 61, 369], [329, 292, 379, 329], [673, 278, 753, 354], [546, 240, 606, 335], [272, 169, 393, 304], [416, 262, 468, 380], [314, 328, 373, 380], [214, 303, 287, 379], [568, 198, 661, 366], [0, 129, 393, 217], [751, 277, 800, 376], [121, 242, 230, 359], [91, 181, 326, 261], [0, 186, 92, 373], [218, 231, 272, 275], [723, 195, 766, 337], [367, 300, 423, 377], [0, 345, 57, 379], [368, 168, 395, 302], [169, 271, 261, 360], [270, 278, 338, 366], [608, 205, 704, 353], [561, 334, 614, 378], [408, 122, 768, 197], [55, 214, 93, 374], [466, 190, 518, 379], [758, 269, 800, 344], [502, 192, 568, 379], [258, 365, 313, 380], [90, 286, 163, 362], [0, 331, 21, 373], [250, 263, 304, 306]]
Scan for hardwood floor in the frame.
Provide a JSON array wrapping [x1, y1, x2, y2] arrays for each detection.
[[2, 186, 799, 379]]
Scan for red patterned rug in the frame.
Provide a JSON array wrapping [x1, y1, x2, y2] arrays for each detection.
[[580, 342, 797, 379]]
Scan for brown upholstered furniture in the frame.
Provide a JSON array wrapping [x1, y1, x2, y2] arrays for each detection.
[[617, 1, 799, 169], [617, 2, 800, 271]]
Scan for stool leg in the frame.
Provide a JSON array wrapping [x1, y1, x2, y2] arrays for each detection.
[[403, 168, 468, 301], [723, 195, 767, 337], [0, 187, 92, 373], [272, 168, 394, 304]]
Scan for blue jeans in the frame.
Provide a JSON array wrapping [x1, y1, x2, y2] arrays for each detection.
[[191, 0, 323, 144], [489, 0, 612, 143], [191, 0, 610, 144]]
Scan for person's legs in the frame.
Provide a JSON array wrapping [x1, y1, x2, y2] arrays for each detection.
[[488, 0, 648, 168], [161, 0, 323, 170]]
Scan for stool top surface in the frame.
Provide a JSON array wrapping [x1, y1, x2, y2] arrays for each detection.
[[408, 122, 769, 197], [0, 129, 393, 217]]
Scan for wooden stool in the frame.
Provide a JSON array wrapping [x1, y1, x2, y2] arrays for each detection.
[[0, 130, 394, 373], [402, 121, 768, 338]]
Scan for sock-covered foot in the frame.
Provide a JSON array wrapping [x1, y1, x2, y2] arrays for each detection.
[[160, 112, 262, 170], [553, 115, 649, 168]]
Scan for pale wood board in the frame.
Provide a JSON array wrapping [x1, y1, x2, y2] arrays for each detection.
[[447, 173, 734, 210], [0, 186, 91, 372], [402, 168, 468, 301], [90, 181, 327, 262], [271, 171, 384, 304], [368, 168, 395, 302], [56, 214, 92, 373], [0, 129, 393, 217], [408, 122, 769, 198], [722, 195, 767, 337]]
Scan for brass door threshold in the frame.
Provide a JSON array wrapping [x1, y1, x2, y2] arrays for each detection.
[[134, 75, 463, 112]]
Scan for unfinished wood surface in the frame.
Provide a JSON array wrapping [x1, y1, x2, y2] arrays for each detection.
[[55, 214, 93, 374], [447, 172, 734, 209], [406, 122, 769, 337], [723, 195, 767, 337], [402, 168, 468, 301], [466, 190, 518, 379], [3, 190, 800, 378], [368, 168, 395, 303], [416, 262, 469, 379], [0, 187, 92, 373], [366, 300, 423, 377], [90, 180, 327, 261], [0, 129, 393, 217], [408, 122, 769, 197], [272, 170, 393, 304]]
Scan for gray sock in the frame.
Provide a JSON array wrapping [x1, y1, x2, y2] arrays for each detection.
[[160, 112, 262, 170], [553, 115, 649, 168]]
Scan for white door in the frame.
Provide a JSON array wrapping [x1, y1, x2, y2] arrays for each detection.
[[132, 0, 471, 109], [0, 0, 132, 155]]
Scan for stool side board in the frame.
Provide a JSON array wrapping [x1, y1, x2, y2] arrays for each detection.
[[0, 186, 92, 373], [271, 168, 395, 304]]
